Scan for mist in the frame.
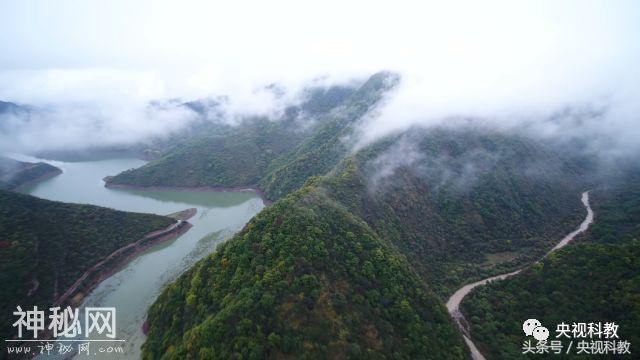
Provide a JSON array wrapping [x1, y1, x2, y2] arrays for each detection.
[[1, 0, 639, 158]]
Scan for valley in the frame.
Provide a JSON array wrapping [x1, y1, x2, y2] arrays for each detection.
[[447, 191, 594, 359], [2, 156, 264, 359], [1, 72, 638, 360], [2, 3, 639, 359]]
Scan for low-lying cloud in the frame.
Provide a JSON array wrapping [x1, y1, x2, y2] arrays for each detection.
[[0, 101, 197, 153], [365, 131, 509, 195], [0, 0, 638, 160]]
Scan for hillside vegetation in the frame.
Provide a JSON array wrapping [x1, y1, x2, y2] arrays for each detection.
[[0, 190, 175, 342], [143, 125, 591, 358], [0, 156, 61, 190], [109, 116, 305, 188], [126, 72, 605, 358], [460, 168, 640, 359], [257, 72, 399, 199], [313, 128, 586, 296], [106, 72, 396, 198], [143, 181, 466, 359]]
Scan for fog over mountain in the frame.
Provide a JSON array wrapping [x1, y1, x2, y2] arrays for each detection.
[[1, 0, 638, 159], [3, 4, 640, 359]]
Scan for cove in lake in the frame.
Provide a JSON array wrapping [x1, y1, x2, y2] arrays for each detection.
[[16, 156, 265, 359]]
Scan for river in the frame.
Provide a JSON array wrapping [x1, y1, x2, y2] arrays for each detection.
[[13, 156, 265, 359], [446, 191, 594, 360]]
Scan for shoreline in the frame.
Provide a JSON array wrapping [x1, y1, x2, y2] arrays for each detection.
[[55, 214, 195, 309], [103, 178, 273, 205], [447, 191, 594, 360], [9, 215, 195, 354]]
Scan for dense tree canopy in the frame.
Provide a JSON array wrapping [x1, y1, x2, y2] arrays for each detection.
[[0, 190, 174, 341], [143, 126, 593, 358], [461, 168, 640, 359], [107, 72, 634, 359], [0, 156, 61, 190], [143, 183, 466, 359], [106, 72, 396, 201]]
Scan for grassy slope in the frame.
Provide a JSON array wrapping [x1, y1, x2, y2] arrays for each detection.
[[0, 190, 175, 341], [460, 168, 640, 359], [142, 182, 466, 359]]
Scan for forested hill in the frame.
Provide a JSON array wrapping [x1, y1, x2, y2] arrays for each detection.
[[460, 167, 640, 359], [105, 72, 398, 197], [313, 127, 588, 296], [143, 181, 467, 359], [257, 71, 400, 199], [143, 126, 589, 358], [0, 156, 61, 190], [0, 190, 175, 342]]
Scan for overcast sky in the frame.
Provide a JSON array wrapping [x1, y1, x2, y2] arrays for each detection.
[[1, 0, 638, 102], [0, 0, 639, 155]]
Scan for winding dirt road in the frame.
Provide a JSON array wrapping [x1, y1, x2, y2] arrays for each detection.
[[446, 191, 594, 360]]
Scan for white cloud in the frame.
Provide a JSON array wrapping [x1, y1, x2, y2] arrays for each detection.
[[0, 0, 638, 156]]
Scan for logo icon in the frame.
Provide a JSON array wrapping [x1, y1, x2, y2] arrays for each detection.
[[523, 319, 549, 341]]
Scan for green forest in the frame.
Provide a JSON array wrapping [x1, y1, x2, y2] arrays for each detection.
[[143, 181, 466, 359], [460, 168, 640, 359], [98, 72, 637, 358], [0, 2, 638, 358], [0, 190, 175, 341], [315, 128, 587, 297], [142, 120, 598, 358], [110, 72, 590, 298], [0, 156, 61, 190], [106, 72, 397, 201]]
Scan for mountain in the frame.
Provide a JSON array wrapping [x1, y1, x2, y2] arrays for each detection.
[[308, 127, 587, 296], [142, 181, 466, 359], [98, 71, 607, 357], [460, 167, 640, 359], [0, 156, 61, 190], [257, 72, 399, 199], [105, 72, 396, 198], [0, 190, 177, 342], [142, 124, 590, 358], [106, 115, 306, 189]]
